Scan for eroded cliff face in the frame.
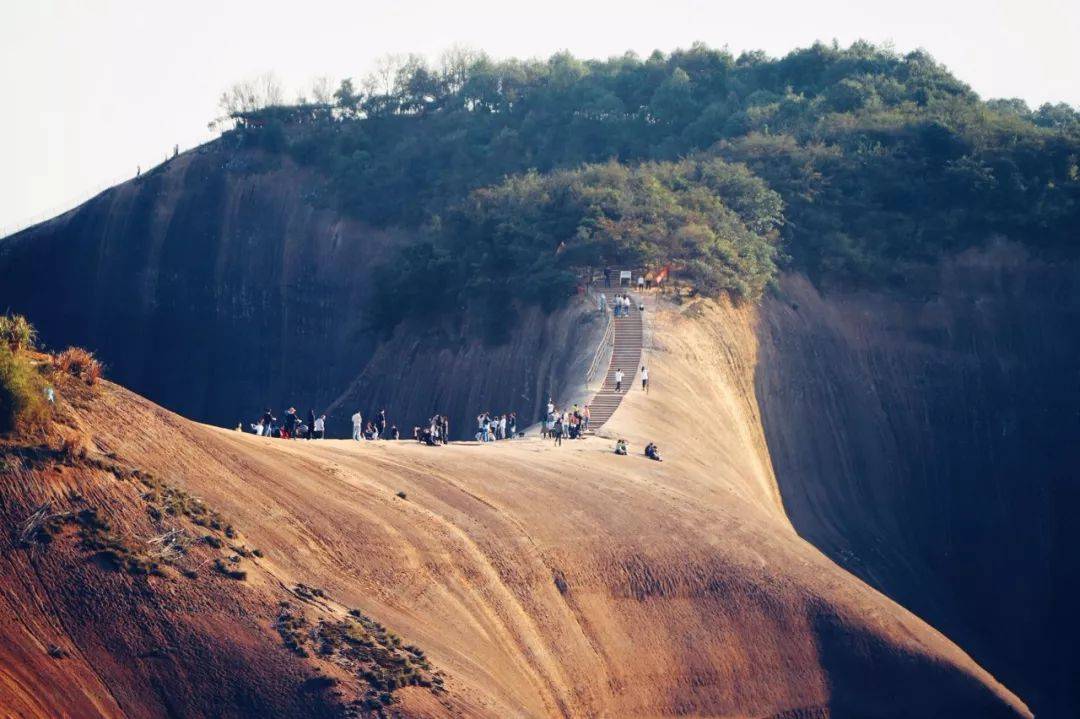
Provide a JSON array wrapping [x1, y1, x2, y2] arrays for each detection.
[[755, 246, 1080, 718], [0, 146, 603, 439]]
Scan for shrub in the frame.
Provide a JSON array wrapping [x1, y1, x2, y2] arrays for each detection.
[[55, 347, 102, 385], [0, 314, 36, 351], [0, 343, 49, 434], [212, 557, 247, 580]]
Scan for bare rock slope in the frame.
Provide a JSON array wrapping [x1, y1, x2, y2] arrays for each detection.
[[0, 296, 1031, 718]]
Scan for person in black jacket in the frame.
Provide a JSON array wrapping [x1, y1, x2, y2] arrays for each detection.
[[260, 408, 274, 436], [283, 408, 298, 439], [376, 409, 387, 438], [307, 410, 316, 440]]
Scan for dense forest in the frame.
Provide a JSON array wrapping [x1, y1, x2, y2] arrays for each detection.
[[221, 41, 1080, 328]]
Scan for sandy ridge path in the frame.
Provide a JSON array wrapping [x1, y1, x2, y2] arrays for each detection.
[[84, 297, 1031, 718]]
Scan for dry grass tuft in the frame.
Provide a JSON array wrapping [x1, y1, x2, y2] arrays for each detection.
[[55, 347, 102, 385], [0, 313, 36, 351], [18, 502, 72, 545], [146, 528, 192, 562], [0, 343, 49, 435], [212, 557, 247, 580]]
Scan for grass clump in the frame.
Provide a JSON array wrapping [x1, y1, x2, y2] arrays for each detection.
[[0, 313, 36, 351], [77, 507, 163, 576], [54, 347, 102, 385], [18, 502, 72, 546], [274, 595, 443, 707], [275, 605, 311, 657], [212, 557, 247, 580], [0, 342, 49, 435]]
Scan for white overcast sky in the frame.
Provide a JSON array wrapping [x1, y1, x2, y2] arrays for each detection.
[[1, 0, 1077, 234]]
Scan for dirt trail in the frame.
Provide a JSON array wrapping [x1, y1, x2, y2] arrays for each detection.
[[33, 295, 1027, 718]]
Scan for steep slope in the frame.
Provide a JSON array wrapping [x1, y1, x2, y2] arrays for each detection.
[[755, 245, 1080, 718], [0, 145, 604, 439], [0, 376, 459, 719], [1, 299, 1030, 718]]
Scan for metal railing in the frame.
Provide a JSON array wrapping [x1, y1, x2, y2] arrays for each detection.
[[585, 311, 614, 387]]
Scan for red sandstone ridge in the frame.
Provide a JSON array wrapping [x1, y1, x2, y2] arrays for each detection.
[[0, 297, 1031, 718]]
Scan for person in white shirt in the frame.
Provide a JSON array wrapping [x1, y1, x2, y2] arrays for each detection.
[[351, 411, 363, 441], [614, 368, 624, 393], [641, 365, 649, 393], [637, 275, 645, 290], [314, 415, 326, 439]]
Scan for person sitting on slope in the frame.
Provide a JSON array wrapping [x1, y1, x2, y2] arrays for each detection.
[[614, 439, 628, 455], [645, 442, 663, 462]]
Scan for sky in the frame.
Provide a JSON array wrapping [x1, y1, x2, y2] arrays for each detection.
[[1, 0, 1077, 234]]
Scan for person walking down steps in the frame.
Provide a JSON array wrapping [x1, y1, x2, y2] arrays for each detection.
[[614, 368, 624, 393], [641, 365, 649, 393]]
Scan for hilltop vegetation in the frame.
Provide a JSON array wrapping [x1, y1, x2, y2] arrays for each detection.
[[373, 157, 782, 337], [221, 41, 1080, 325]]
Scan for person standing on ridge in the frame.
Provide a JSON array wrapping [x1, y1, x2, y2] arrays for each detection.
[[614, 368, 624, 393], [307, 409, 316, 440], [314, 414, 326, 439], [351, 410, 363, 441], [283, 408, 298, 439], [376, 409, 387, 439], [261, 408, 274, 437], [641, 365, 649, 393]]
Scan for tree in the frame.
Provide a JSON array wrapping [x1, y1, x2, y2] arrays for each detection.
[[650, 67, 696, 126], [218, 72, 285, 115], [309, 76, 335, 105]]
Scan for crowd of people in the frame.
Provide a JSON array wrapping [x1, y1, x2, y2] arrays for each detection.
[[541, 399, 590, 445], [241, 390, 664, 460], [251, 407, 326, 439], [474, 411, 518, 442], [415, 414, 450, 445], [348, 408, 400, 441], [598, 293, 635, 317]]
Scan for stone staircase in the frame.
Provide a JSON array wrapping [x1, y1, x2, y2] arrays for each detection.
[[588, 296, 643, 431]]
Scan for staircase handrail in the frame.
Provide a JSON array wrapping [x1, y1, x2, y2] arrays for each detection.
[[586, 312, 614, 386]]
